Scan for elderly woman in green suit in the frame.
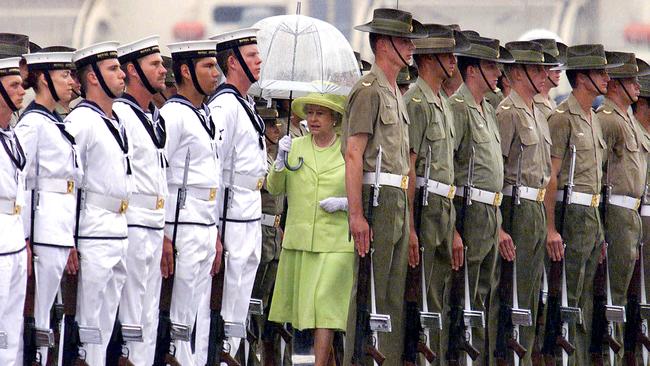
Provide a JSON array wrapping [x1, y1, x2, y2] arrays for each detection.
[[267, 92, 353, 365]]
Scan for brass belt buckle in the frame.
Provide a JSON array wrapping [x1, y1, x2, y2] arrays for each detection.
[[66, 180, 75, 194], [119, 200, 129, 214], [256, 178, 264, 190], [209, 188, 217, 201], [156, 197, 165, 210], [448, 185, 456, 199], [274, 215, 281, 228], [400, 175, 408, 190], [493, 192, 503, 206], [537, 188, 546, 202], [591, 194, 600, 208], [13, 203, 21, 215], [635, 198, 641, 210]]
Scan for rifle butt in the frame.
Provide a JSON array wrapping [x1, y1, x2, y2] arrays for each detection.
[[556, 335, 576, 355], [605, 334, 622, 354], [220, 351, 242, 366], [507, 337, 527, 359], [417, 341, 436, 362], [365, 344, 386, 365]]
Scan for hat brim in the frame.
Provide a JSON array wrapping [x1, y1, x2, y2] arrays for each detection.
[[513, 52, 561, 66], [456, 46, 515, 64], [413, 30, 471, 55], [291, 95, 346, 120], [608, 59, 650, 79], [552, 61, 625, 71], [355, 19, 428, 39]]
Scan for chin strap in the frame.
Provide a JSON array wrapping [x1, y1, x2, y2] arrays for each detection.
[[434, 54, 452, 79], [43, 71, 61, 102], [232, 47, 257, 84], [548, 75, 558, 88], [617, 79, 635, 104], [523, 65, 540, 94], [478, 64, 493, 93], [90, 62, 117, 99], [0, 81, 18, 112], [132, 60, 159, 95], [586, 72, 606, 95], [390, 37, 410, 68], [187, 59, 207, 96]]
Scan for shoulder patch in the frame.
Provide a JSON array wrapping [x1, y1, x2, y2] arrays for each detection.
[[362, 81, 372, 87], [500, 105, 511, 110], [602, 109, 612, 115], [453, 97, 464, 103], [556, 109, 565, 114], [411, 97, 422, 103]]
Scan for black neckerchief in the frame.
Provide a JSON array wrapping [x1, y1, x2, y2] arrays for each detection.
[[0, 129, 26, 171], [209, 83, 265, 149], [165, 94, 215, 140], [76, 99, 132, 175], [19, 102, 79, 168]]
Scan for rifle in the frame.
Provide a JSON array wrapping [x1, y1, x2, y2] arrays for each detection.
[[494, 147, 532, 366], [446, 147, 484, 365], [531, 270, 548, 365], [24, 150, 55, 366], [106, 316, 141, 366], [404, 146, 437, 365], [590, 160, 625, 365], [352, 146, 391, 365], [152, 149, 192, 366], [541, 145, 581, 366], [62, 145, 100, 366], [46, 296, 65, 366], [624, 239, 650, 365], [205, 154, 242, 366]]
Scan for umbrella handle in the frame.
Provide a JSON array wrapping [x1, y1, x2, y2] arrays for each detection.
[[284, 152, 304, 171]]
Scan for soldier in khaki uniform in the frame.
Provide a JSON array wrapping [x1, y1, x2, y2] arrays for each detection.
[[404, 24, 469, 364], [342, 8, 427, 366], [595, 53, 650, 363], [448, 35, 514, 363], [532, 39, 567, 120], [397, 65, 418, 95], [544, 44, 621, 366], [486, 41, 558, 366]]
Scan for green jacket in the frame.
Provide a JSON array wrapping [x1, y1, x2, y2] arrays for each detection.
[[267, 135, 353, 253]]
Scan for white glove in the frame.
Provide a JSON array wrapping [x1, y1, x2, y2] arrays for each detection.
[[319, 197, 349, 213], [274, 135, 293, 170]]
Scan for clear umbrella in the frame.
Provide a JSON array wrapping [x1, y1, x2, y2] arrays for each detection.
[[251, 14, 360, 170]]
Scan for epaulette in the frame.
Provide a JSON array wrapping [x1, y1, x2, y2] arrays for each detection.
[[500, 105, 511, 110], [411, 97, 422, 103]]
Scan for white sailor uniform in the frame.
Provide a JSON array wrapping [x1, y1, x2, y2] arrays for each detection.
[[65, 100, 132, 366], [161, 95, 220, 366], [113, 94, 168, 366]]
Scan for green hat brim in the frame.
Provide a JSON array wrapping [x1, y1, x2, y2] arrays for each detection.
[[355, 19, 428, 39], [291, 94, 346, 120], [552, 61, 624, 71], [608, 59, 650, 79], [512, 52, 561, 66], [456, 46, 515, 64], [414, 30, 471, 55]]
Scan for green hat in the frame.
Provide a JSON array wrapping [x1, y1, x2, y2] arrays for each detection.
[[605, 52, 650, 79], [0, 33, 29, 58], [354, 51, 371, 72], [639, 76, 650, 98], [162, 55, 175, 86], [461, 30, 481, 39], [455, 35, 514, 63], [291, 93, 346, 120], [553, 44, 623, 71], [397, 65, 418, 85], [413, 24, 470, 55], [355, 8, 427, 39], [446, 24, 461, 32], [505, 41, 559, 65], [531, 38, 568, 65], [29, 41, 41, 53]]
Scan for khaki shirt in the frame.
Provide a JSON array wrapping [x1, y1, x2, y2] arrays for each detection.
[[597, 98, 649, 198], [497, 90, 552, 188], [642, 127, 650, 202], [342, 64, 411, 175], [533, 93, 557, 121], [290, 121, 309, 138], [485, 89, 505, 111], [405, 77, 455, 185], [450, 83, 504, 193], [262, 143, 284, 215], [549, 93, 606, 195]]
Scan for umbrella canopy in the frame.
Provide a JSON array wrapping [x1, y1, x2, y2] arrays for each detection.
[[250, 14, 361, 99]]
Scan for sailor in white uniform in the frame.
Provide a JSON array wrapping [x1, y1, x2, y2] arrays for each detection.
[[0, 56, 27, 366], [14, 50, 78, 363], [64, 41, 131, 366], [113, 36, 168, 366], [204, 27, 266, 360], [160, 40, 222, 366]]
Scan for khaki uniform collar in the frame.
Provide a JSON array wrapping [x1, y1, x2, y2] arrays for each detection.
[[533, 93, 553, 109], [457, 83, 479, 109], [415, 77, 440, 106], [371, 64, 395, 94], [566, 93, 591, 123], [509, 90, 533, 117], [602, 97, 631, 122]]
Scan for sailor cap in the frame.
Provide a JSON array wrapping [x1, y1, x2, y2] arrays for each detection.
[[73, 41, 120, 69], [211, 28, 258, 52], [23, 52, 74, 70], [117, 35, 161, 63], [0, 57, 21, 76], [167, 40, 217, 60]]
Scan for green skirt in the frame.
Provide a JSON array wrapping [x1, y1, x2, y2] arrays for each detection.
[[268, 249, 354, 331]]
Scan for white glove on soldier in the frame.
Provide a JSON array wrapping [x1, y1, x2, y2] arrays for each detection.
[[319, 197, 349, 213], [274, 135, 293, 170]]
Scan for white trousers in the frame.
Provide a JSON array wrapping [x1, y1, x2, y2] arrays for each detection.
[[76, 238, 128, 366], [0, 249, 27, 366], [34, 245, 70, 362], [194, 220, 261, 365], [119, 226, 163, 366], [163, 223, 217, 366]]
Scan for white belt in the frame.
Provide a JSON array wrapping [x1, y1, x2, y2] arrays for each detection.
[[455, 187, 503, 206], [129, 193, 165, 210], [555, 190, 600, 208], [608, 194, 641, 210], [261, 213, 281, 228], [85, 191, 129, 214], [30, 178, 76, 194], [641, 205, 650, 217], [0, 198, 21, 215], [169, 186, 218, 201], [502, 185, 546, 202], [362, 172, 409, 190], [223, 171, 265, 191], [415, 177, 456, 199]]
